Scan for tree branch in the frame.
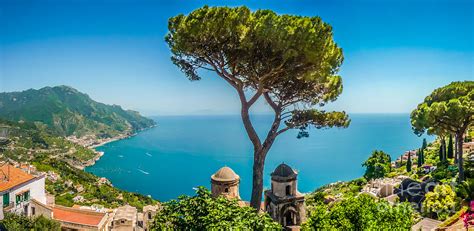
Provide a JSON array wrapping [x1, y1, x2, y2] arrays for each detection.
[[263, 92, 279, 112], [276, 126, 292, 136], [237, 89, 262, 151], [202, 55, 241, 89], [276, 118, 309, 136], [248, 91, 262, 106], [261, 110, 282, 158], [247, 83, 265, 106]]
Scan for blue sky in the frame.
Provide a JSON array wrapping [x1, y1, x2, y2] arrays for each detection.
[[1, 0, 473, 115]]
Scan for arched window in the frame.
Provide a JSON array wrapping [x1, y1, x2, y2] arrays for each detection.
[[285, 185, 291, 196], [148, 212, 152, 219], [224, 187, 229, 193]]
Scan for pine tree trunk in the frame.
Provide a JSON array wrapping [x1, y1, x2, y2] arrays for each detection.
[[456, 132, 464, 181], [454, 136, 459, 164], [250, 149, 267, 209], [239, 94, 281, 210]]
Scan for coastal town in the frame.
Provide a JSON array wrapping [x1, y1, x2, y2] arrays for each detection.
[[65, 134, 131, 169]]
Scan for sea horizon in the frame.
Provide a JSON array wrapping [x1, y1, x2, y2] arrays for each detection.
[[143, 112, 415, 117]]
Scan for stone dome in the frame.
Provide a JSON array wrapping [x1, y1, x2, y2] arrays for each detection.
[[211, 166, 240, 182], [271, 163, 297, 180]]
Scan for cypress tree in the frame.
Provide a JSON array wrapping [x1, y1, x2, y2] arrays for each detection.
[[422, 138, 428, 150], [421, 150, 424, 164], [417, 149, 423, 167], [421, 148, 425, 165], [422, 148, 425, 164], [439, 143, 446, 162], [407, 152, 412, 172], [441, 138, 447, 162], [447, 134, 454, 159]]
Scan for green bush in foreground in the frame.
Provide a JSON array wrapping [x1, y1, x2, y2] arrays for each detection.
[[150, 187, 281, 230], [423, 184, 457, 220], [302, 194, 413, 230], [0, 213, 60, 231]]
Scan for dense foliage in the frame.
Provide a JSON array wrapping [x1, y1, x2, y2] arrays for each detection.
[[150, 187, 281, 230], [0, 85, 155, 137], [411, 81, 474, 180], [303, 194, 413, 230], [431, 161, 457, 182], [362, 150, 391, 180], [166, 6, 349, 208], [422, 184, 457, 220], [456, 179, 474, 203], [0, 213, 60, 231], [306, 178, 367, 206], [465, 154, 474, 179]]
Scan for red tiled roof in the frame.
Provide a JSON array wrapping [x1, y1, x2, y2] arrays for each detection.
[[53, 206, 106, 226], [0, 164, 35, 191]]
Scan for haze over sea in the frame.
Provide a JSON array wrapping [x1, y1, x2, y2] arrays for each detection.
[[86, 114, 433, 201]]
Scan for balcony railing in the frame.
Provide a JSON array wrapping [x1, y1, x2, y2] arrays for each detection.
[[2, 202, 14, 212]]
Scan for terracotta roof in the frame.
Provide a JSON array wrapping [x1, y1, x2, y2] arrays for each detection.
[[0, 164, 35, 192], [53, 206, 106, 226]]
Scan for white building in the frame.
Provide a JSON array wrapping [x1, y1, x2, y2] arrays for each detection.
[[0, 164, 46, 219]]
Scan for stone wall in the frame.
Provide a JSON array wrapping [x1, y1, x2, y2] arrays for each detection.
[[211, 180, 240, 199]]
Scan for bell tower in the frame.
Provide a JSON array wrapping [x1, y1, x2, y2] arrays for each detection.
[[264, 163, 306, 229]]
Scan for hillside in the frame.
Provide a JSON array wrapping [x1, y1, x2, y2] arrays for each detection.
[[0, 118, 155, 209], [0, 86, 155, 137]]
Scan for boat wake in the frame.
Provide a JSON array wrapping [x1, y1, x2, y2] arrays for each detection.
[[145, 152, 152, 157], [137, 169, 150, 175]]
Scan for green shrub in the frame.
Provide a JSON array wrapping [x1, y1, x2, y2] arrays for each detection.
[[422, 184, 457, 221], [150, 187, 281, 230], [0, 213, 60, 231], [302, 194, 413, 230]]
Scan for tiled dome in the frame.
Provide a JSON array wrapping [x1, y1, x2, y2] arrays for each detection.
[[211, 166, 240, 182], [271, 163, 297, 180]]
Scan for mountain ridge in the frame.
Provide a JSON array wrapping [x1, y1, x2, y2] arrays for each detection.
[[0, 85, 156, 137]]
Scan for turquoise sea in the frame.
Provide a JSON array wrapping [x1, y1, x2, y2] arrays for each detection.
[[86, 114, 433, 201]]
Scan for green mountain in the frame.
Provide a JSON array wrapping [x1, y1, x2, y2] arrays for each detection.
[[0, 86, 155, 137]]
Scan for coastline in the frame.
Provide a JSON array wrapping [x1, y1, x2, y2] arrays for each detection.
[[70, 124, 157, 170]]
